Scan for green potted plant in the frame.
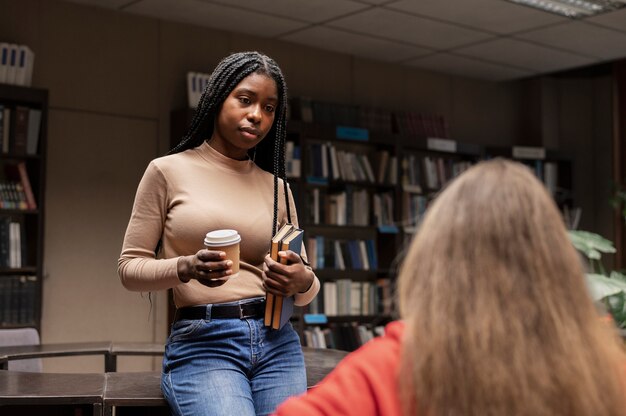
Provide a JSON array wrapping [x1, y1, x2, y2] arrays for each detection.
[[569, 230, 626, 329]]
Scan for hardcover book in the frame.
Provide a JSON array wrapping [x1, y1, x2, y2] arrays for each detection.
[[270, 227, 304, 330], [264, 223, 304, 330], [264, 223, 294, 327]]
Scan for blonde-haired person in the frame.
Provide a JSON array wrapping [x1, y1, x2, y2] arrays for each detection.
[[274, 158, 626, 416]]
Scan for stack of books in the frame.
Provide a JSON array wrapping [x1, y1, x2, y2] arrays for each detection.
[[264, 223, 304, 330]]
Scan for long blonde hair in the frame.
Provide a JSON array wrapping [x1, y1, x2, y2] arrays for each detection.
[[398, 159, 625, 416]]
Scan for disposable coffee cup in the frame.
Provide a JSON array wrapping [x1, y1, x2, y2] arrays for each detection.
[[204, 229, 241, 278]]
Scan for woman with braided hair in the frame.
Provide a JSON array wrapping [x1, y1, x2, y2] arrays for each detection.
[[118, 51, 319, 416]]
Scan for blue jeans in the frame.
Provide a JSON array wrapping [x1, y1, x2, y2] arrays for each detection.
[[161, 298, 307, 416]]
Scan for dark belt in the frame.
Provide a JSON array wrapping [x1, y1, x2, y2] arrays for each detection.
[[174, 301, 265, 321]]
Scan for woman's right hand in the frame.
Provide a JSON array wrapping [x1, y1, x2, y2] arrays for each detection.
[[177, 249, 233, 287]]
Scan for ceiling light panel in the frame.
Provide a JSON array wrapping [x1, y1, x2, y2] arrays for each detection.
[[504, 0, 626, 18]]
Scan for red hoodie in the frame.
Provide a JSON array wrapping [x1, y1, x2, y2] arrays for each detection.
[[274, 321, 404, 416]]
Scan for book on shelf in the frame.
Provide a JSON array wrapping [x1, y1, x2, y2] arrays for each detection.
[[12, 106, 28, 155], [324, 278, 392, 319], [2, 182, 28, 210], [512, 145, 546, 160], [0, 275, 37, 326], [2, 162, 36, 210], [302, 322, 386, 351], [427, 137, 456, 153], [328, 143, 340, 181], [1, 106, 10, 154], [3, 220, 25, 268], [392, 111, 448, 138], [307, 142, 328, 179], [285, 141, 301, 178], [16, 162, 36, 209], [9, 221, 20, 267], [373, 192, 394, 228], [0, 217, 9, 267], [307, 237, 377, 271], [26, 108, 42, 155], [358, 106, 393, 134]]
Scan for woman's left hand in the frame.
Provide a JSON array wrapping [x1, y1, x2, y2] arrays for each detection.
[[263, 251, 314, 297]]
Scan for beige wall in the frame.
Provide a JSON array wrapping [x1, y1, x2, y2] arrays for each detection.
[[0, 0, 608, 372]]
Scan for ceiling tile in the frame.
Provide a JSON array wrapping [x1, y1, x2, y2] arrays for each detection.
[[201, 0, 370, 24], [124, 0, 307, 37], [326, 7, 491, 49], [587, 8, 626, 32], [516, 21, 626, 60], [456, 38, 597, 72], [281, 26, 431, 63], [387, 0, 568, 34], [406, 52, 534, 81], [56, 0, 626, 81]]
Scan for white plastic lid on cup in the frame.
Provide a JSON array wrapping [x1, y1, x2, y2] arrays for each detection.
[[204, 229, 241, 247]]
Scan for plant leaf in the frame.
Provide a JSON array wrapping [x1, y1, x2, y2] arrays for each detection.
[[585, 273, 626, 301], [605, 292, 626, 329], [609, 271, 626, 284], [568, 230, 616, 260]]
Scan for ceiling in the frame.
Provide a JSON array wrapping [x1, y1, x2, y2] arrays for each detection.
[[62, 0, 626, 82]]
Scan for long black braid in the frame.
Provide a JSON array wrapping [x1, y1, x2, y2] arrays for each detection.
[[170, 51, 291, 238]]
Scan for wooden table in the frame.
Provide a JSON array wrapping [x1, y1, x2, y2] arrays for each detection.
[[0, 371, 105, 415], [0, 342, 112, 371], [0, 342, 348, 415], [103, 371, 167, 416]]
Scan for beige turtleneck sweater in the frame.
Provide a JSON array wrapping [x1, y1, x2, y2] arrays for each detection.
[[118, 141, 320, 308]]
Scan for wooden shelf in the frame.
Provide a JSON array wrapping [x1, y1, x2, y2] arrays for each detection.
[[0, 85, 48, 333]]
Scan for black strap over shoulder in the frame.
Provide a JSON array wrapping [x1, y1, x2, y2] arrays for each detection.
[[272, 174, 292, 237]]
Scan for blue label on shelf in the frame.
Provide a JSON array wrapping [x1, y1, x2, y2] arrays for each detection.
[[304, 314, 329, 324], [378, 225, 400, 234], [336, 126, 369, 141], [306, 176, 329, 185]]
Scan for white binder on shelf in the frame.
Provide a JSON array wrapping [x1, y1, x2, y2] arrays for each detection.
[[0, 43, 9, 83], [5, 44, 19, 85], [186, 71, 210, 109], [15, 45, 34, 86]]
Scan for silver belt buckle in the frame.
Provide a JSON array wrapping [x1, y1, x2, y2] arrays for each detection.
[[238, 304, 245, 319]]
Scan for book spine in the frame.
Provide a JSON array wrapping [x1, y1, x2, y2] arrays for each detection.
[[11, 106, 29, 155], [271, 239, 292, 329], [17, 162, 36, 210]]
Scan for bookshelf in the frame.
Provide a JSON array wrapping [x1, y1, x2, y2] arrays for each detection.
[[485, 145, 574, 212], [284, 117, 481, 350], [284, 122, 400, 339], [170, 98, 574, 351], [0, 84, 48, 333]]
